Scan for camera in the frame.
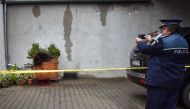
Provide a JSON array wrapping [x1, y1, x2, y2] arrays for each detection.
[[138, 34, 146, 39]]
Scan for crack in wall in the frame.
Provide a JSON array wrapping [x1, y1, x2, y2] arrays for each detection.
[[63, 4, 73, 61]]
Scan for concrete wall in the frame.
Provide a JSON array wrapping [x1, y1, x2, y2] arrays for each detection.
[[5, 0, 150, 2], [0, 3, 6, 70], [6, 0, 190, 77]]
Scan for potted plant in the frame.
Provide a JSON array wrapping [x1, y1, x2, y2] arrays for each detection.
[[27, 43, 60, 81], [5, 64, 20, 85], [27, 78, 33, 85], [1, 78, 9, 88], [46, 44, 60, 80], [17, 74, 26, 86], [5, 74, 18, 85], [0, 75, 8, 88], [26, 73, 36, 85], [0, 74, 10, 88]]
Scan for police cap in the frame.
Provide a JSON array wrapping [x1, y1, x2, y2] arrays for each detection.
[[159, 19, 183, 28]]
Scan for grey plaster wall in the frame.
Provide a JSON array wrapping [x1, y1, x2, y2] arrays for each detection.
[[0, 4, 6, 70], [6, 0, 190, 77], [5, 0, 150, 3]]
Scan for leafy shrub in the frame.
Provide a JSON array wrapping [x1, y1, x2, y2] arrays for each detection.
[[0, 75, 4, 82], [17, 74, 26, 80], [48, 44, 60, 58], [27, 43, 60, 66], [33, 51, 52, 66], [5, 74, 17, 85], [27, 73, 36, 80], [27, 43, 42, 59]]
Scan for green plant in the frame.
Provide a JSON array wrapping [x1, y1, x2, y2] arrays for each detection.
[[17, 74, 27, 86], [0, 76, 9, 88], [27, 43, 60, 59], [17, 74, 26, 80], [0, 75, 8, 82], [27, 73, 36, 80], [11, 64, 19, 70], [0, 75, 4, 82], [7, 64, 19, 70], [5, 74, 17, 85], [27, 43, 60, 67], [5, 64, 19, 85], [27, 43, 44, 59], [48, 44, 60, 58]]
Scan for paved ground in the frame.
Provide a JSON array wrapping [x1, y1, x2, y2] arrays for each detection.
[[0, 78, 186, 109]]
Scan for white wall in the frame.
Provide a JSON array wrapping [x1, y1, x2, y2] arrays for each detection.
[[0, 3, 6, 70], [6, 0, 190, 77]]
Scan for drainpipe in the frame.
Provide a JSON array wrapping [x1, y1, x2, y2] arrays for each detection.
[[2, 0, 8, 68]]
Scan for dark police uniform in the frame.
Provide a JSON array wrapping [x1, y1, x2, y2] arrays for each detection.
[[137, 20, 189, 109]]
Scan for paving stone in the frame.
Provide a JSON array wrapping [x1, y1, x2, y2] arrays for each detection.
[[0, 79, 185, 109]]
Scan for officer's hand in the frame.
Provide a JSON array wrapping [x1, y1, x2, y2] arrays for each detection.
[[136, 38, 143, 43], [144, 35, 152, 43]]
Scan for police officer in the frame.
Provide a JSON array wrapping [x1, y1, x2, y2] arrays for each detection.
[[135, 20, 189, 109]]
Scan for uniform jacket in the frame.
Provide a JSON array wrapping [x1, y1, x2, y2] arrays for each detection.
[[137, 32, 188, 88]]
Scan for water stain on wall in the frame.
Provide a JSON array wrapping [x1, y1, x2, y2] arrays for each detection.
[[63, 4, 73, 61], [117, 3, 148, 13], [97, 4, 111, 26], [32, 5, 41, 18], [39, 25, 42, 30]]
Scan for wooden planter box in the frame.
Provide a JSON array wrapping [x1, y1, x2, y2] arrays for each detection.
[[34, 58, 58, 80]]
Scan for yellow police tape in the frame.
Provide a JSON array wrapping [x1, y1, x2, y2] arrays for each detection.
[[0, 66, 190, 74]]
